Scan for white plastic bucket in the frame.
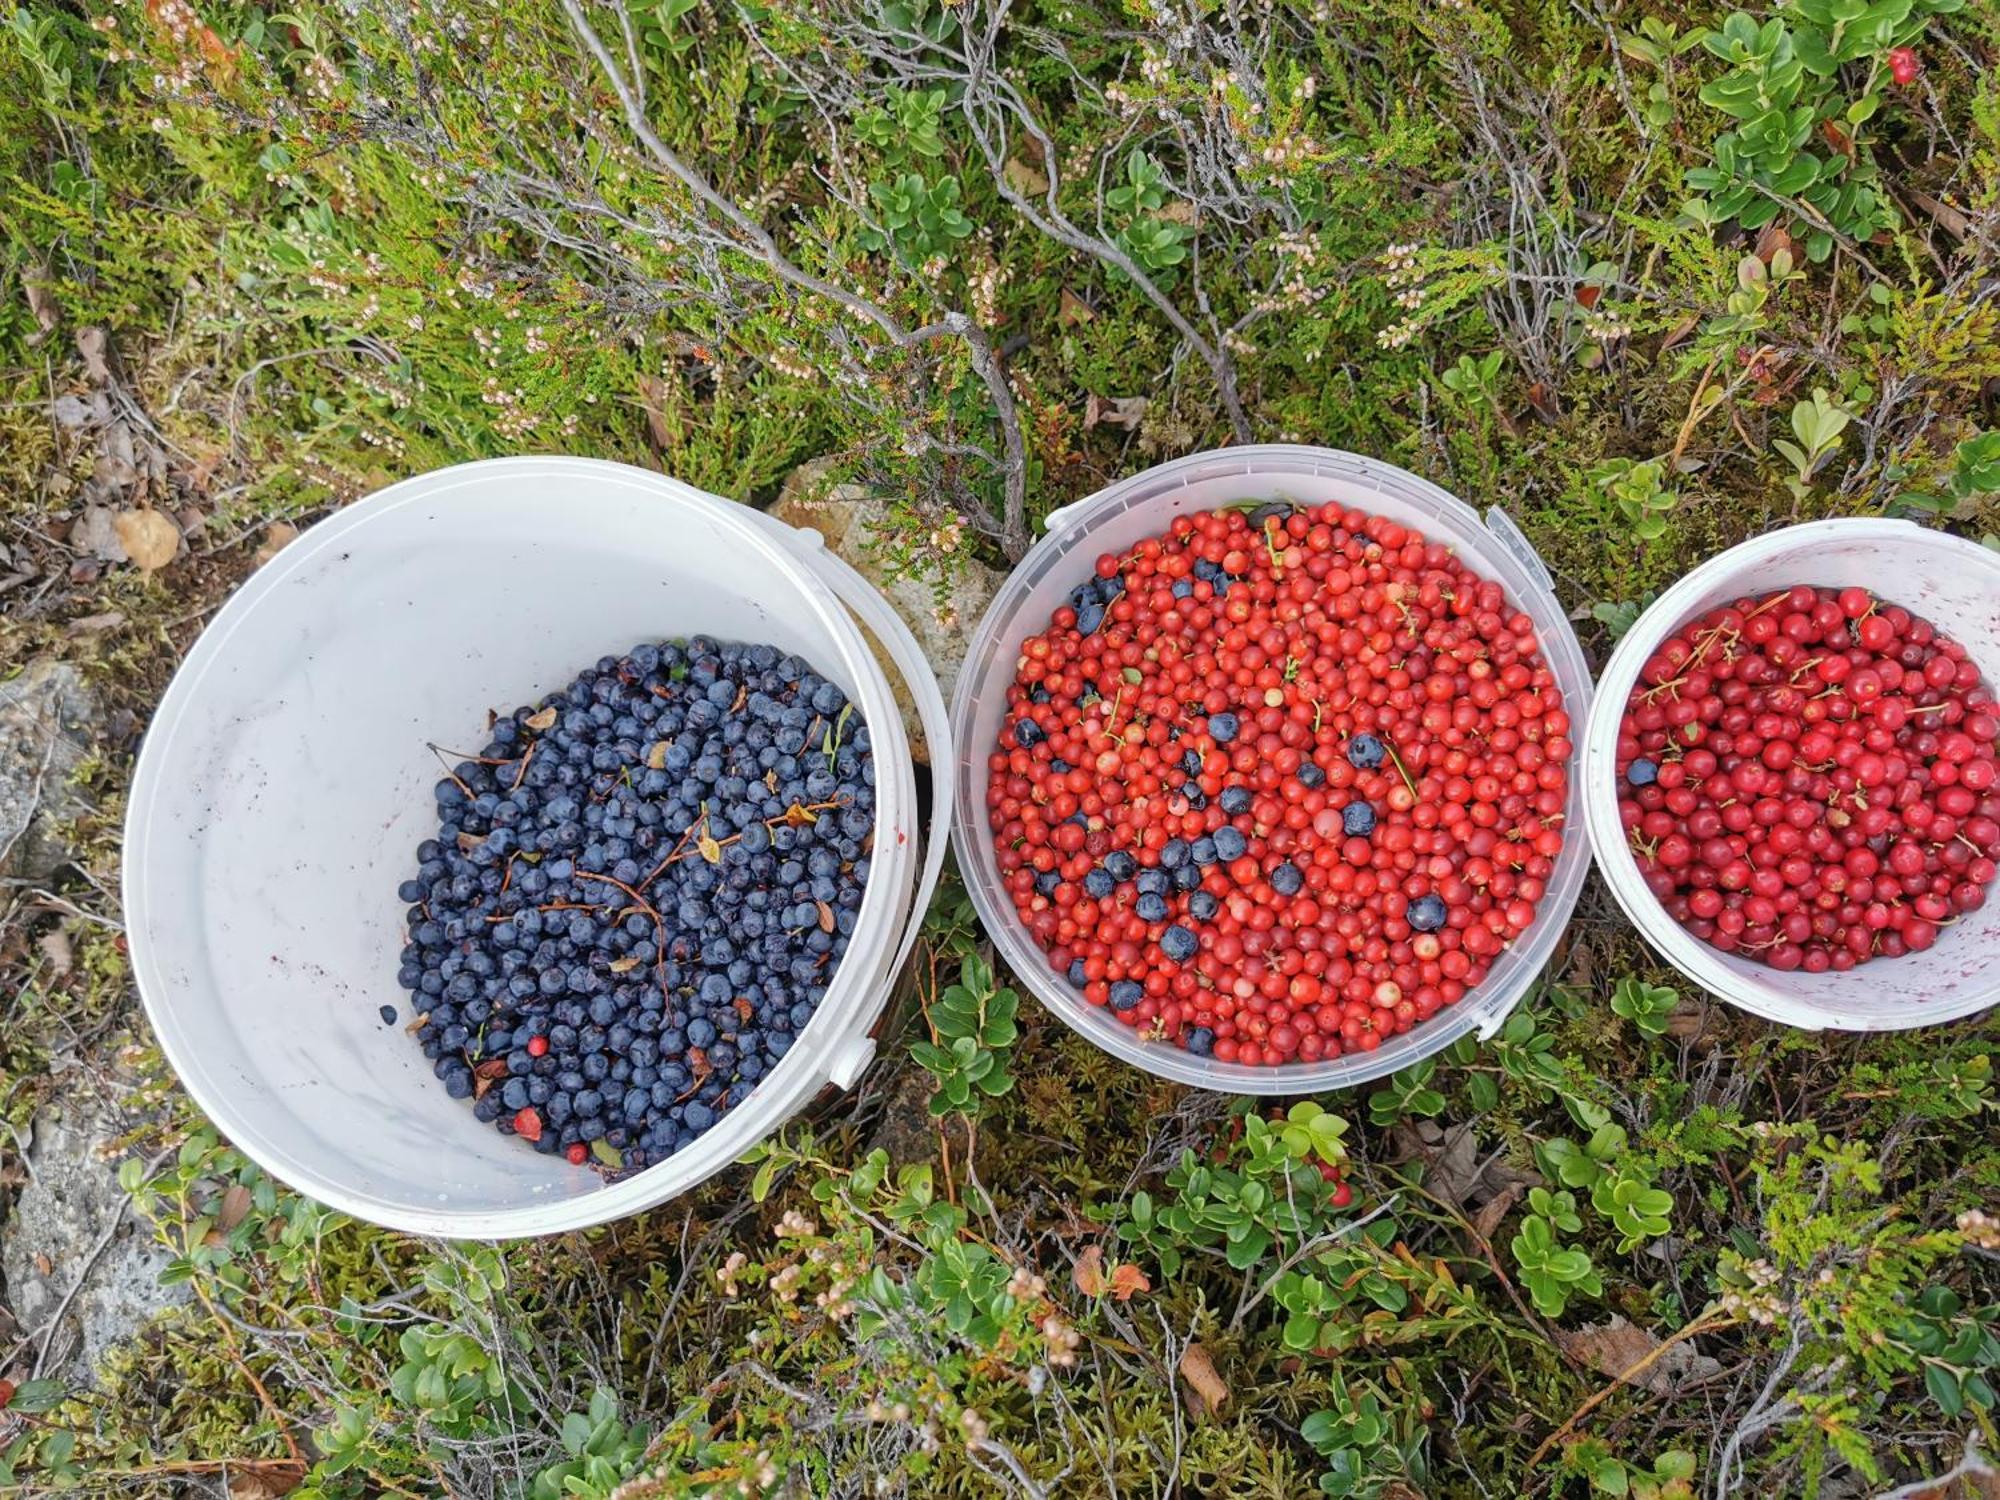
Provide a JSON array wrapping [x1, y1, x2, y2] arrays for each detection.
[[1582, 517, 2000, 1031], [949, 445, 1596, 1094], [125, 457, 950, 1238]]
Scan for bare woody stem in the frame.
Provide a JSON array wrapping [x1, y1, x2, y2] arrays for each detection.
[[558, 0, 1031, 558]]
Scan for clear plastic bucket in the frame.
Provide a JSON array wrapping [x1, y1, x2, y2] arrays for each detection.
[[1582, 517, 2000, 1031], [125, 457, 950, 1237], [949, 446, 1596, 1094]]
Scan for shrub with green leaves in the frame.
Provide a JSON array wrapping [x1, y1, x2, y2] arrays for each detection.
[[911, 951, 1020, 1117]]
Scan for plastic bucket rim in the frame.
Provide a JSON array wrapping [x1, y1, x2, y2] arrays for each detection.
[[126, 455, 923, 1237]]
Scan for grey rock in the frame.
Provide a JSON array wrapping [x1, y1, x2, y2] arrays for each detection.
[[769, 460, 1004, 763], [1, 1096, 187, 1383], [0, 660, 103, 883]]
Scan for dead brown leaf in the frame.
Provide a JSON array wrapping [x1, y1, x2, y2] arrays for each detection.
[[76, 326, 112, 385], [63, 611, 125, 638], [1003, 156, 1050, 198], [217, 1183, 253, 1232], [1388, 1120, 1482, 1210], [1058, 288, 1095, 326], [252, 521, 300, 569], [112, 508, 180, 571], [609, 955, 642, 974], [1754, 221, 1795, 267], [1664, 995, 1710, 1039], [1108, 1261, 1151, 1301], [1179, 1343, 1229, 1415], [36, 927, 74, 976], [1470, 1180, 1525, 1240], [1083, 393, 1148, 431], [24, 277, 59, 344], [1072, 1244, 1107, 1296], [636, 372, 674, 453], [524, 706, 558, 732], [34, 1253, 53, 1277], [1905, 187, 1970, 242], [1157, 199, 1200, 226], [72, 506, 129, 564], [1555, 1315, 1722, 1397], [1657, 314, 1701, 356], [226, 1461, 306, 1499]]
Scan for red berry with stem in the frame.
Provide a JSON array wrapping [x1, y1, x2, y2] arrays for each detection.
[[1618, 585, 1998, 974]]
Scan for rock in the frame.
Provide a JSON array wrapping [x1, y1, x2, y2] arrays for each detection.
[[0, 660, 103, 884], [1, 1093, 187, 1384], [768, 460, 1005, 763]]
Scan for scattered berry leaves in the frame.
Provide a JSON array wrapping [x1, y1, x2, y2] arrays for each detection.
[[395, 637, 875, 1175], [986, 502, 1573, 1066], [1617, 585, 1998, 972]]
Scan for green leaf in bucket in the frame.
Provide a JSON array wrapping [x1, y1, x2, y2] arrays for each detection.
[[591, 1139, 625, 1169]]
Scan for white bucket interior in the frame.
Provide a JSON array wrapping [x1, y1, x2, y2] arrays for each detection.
[[125, 458, 922, 1236], [1582, 519, 2000, 1030], [950, 445, 1597, 1094]]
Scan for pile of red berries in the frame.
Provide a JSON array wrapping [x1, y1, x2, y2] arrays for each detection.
[[1616, 585, 1999, 972], [985, 502, 1573, 1065]]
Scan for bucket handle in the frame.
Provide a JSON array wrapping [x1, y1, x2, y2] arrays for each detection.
[[1484, 508, 1556, 594]]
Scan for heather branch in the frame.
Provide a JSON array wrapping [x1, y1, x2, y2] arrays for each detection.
[[559, 0, 1031, 558]]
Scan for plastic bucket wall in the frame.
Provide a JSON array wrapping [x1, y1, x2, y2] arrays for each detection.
[[1582, 517, 2000, 1031], [950, 445, 1596, 1094], [125, 457, 949, 1238]]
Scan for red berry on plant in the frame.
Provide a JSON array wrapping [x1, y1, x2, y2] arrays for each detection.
[[1887, 47, 1920, 85]]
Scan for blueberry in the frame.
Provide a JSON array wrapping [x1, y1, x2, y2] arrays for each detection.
[[1298, 761, 1325, 788], [1190, 836, 1218, 866], [1076, 603, 1106, 635], [1407, 894, 1448, 932], [1108, 980, 1144, 1012], [1160, 925, 1198, 962], [1084, 867, 1115, 899], [1270, 861, 1304, 896], [1184, 1026, 1215, 1056], [1342, 801, 1377, 837], [1208, 711, 1239, 743], [1213, 826, 1247, 861], [1188, 890, 1219, 921], [1136, 892, 1169, 923], [1219, 786, 1252, 816], [1104, 851, 1138, 881], [1171, 579, 1193, 599], [1012, 717, 1046, 747], [1136, 868, 1170, 897], [1627, 757, 1659, 787], [1347, 733, 1386, 770], [378, 1004, 398, 1025], [1161, 838, 1189, 870], [1066, 959, 1088, 989], [1034, 869, 1061, 898]]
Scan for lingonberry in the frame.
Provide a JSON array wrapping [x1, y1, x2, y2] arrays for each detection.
[[1618, 587, 1997, 973], [988, 502, 1572, 1063]]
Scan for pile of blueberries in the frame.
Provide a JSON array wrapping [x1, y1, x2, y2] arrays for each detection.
[[391, 637, 875, 1174]]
